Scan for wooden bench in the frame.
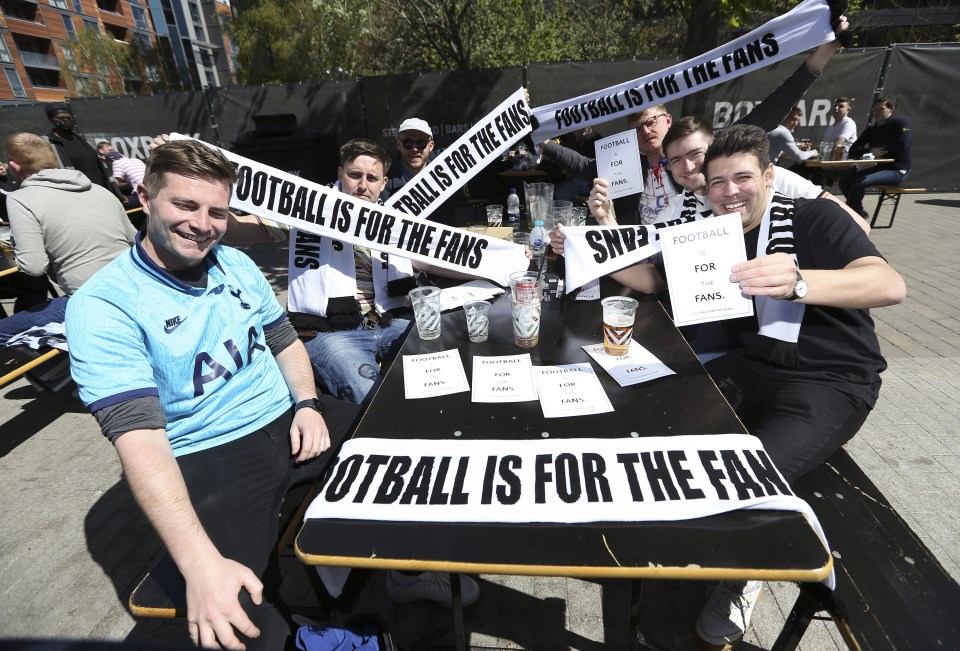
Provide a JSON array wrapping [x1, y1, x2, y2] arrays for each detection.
[[774, 448, 960, 649], [129, 477, 329, 619], [0, 347, 62, 390], [870, 185, 926, 229]]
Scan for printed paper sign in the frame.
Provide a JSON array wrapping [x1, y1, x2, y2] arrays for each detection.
[[440, 280, 505, 312], [471, 354, 538, 403], [595, 129, 644, 200], [582, 341, 674, 386], [532, 363, 614, 418], [659, 212, 753, 327], [403, 349, 470, 399]]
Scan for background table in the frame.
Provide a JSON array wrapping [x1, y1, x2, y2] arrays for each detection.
[[803, 158, 894, 168], [297, 288, 832, 648]]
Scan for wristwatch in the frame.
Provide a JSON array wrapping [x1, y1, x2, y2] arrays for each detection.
[[787, 271, 808, 301], [294, 398, 324, 415]]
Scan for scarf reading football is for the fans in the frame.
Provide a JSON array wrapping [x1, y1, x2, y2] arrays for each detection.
[[530, 0, 836, 140]]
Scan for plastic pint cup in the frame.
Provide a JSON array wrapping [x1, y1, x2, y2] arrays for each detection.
[[464, 300, 491, 343], [601, 296, 638, 356], [510, 294, 541, 348], [408, 286, 442, 340]]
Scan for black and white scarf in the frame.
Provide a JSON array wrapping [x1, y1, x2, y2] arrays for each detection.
[[748, 193, 805, 369]]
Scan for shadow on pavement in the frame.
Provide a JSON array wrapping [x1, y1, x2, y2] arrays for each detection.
[[0, 387, 83, 459], [916, 198, 960, 209], [83, 480, 189, 646]]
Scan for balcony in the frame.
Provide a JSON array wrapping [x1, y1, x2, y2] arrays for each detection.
[[0, 0, 43, 25], [19, 50, 59, 69], [104, 22, 128, 42], [96, 0, 121, 14]]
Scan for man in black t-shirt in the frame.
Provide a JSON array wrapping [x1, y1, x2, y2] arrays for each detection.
[[608, 123, 906, 649]]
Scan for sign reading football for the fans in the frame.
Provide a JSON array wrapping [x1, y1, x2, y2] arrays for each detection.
[[304, 434, 809, 525], [659, 212, 753, 327], [595, 129, 643, 200]]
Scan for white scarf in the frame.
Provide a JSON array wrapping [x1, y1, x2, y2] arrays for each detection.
[[749, 193, 805, 368], [559, 209, 709, 290], [287, 226, 414, 318], [530, 0, 834, 139]]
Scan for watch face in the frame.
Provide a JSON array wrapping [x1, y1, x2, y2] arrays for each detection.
[[796, 279, 809, 298]]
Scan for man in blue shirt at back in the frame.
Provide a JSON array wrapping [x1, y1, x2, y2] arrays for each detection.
[[67, 139, 359, 650]]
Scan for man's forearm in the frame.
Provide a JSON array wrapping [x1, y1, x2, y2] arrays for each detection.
[[114, 429, 221, 572], [800, 258, 906, 309], [273, 339, 318, 403]]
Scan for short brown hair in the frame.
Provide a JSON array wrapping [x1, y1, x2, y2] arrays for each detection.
[[142, 139, 236, 196], [339, 138, 391, 174], [662, 116, 713, 154], [2, 133, 59, 180]]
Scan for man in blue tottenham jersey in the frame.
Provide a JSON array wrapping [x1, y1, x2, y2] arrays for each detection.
[[67, 139, 359, 651]]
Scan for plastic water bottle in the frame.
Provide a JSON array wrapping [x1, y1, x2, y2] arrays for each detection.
[[506, 188, 520, 229], [530, 219, 547, 259]]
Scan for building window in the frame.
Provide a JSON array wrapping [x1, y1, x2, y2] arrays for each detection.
[[3, 2, 44, 23], [62, 14, 78, 40], [72, 0, 84, 13], [0, 34, 13, 64], [26, 67, 62, 89], [49, 0, 69, 9], [4, 66, 28, 98], [131, 5, 149, 30], [61, 45, 77, 71], [83, 18, 100, 32]]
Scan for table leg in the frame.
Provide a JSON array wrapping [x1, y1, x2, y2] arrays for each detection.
[[627, 579, 672, 650], [450, 572, 466, 651], [771, 583, 832, 651]]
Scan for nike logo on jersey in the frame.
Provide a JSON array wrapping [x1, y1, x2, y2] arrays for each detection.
[[164, 316, 187, 334]]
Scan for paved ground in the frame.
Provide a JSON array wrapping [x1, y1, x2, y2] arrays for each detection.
[[0, 192, 957, 649]]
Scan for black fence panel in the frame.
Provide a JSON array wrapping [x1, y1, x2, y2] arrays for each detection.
[[359, 67, 525, 150], [70, 91, 214, 160], [881, 44, 960, 191]]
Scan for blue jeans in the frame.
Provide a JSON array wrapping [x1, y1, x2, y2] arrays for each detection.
[[840, 168, 908, 214], [304, 317, 411, 404], [0, 295, 69, 347]]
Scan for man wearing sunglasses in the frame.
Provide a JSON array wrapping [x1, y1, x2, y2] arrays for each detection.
[[386, 117, 436, 194], [386, 117, 461, 225]]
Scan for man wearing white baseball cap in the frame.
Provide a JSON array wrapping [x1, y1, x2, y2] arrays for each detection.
[[392, 117, 435, 183], [385, 117, 458, 225]]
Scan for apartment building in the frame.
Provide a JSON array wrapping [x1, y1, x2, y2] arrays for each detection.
[[0, 0, 235, 105]]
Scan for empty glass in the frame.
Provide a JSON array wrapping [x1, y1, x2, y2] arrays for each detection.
[[464, 300, 491, 343], [408, 286, 442, 340], [486, 204, 503, 227]]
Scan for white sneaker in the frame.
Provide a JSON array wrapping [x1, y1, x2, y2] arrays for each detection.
[[694, 580, 763, 650], [386, 570, 480, 607]]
